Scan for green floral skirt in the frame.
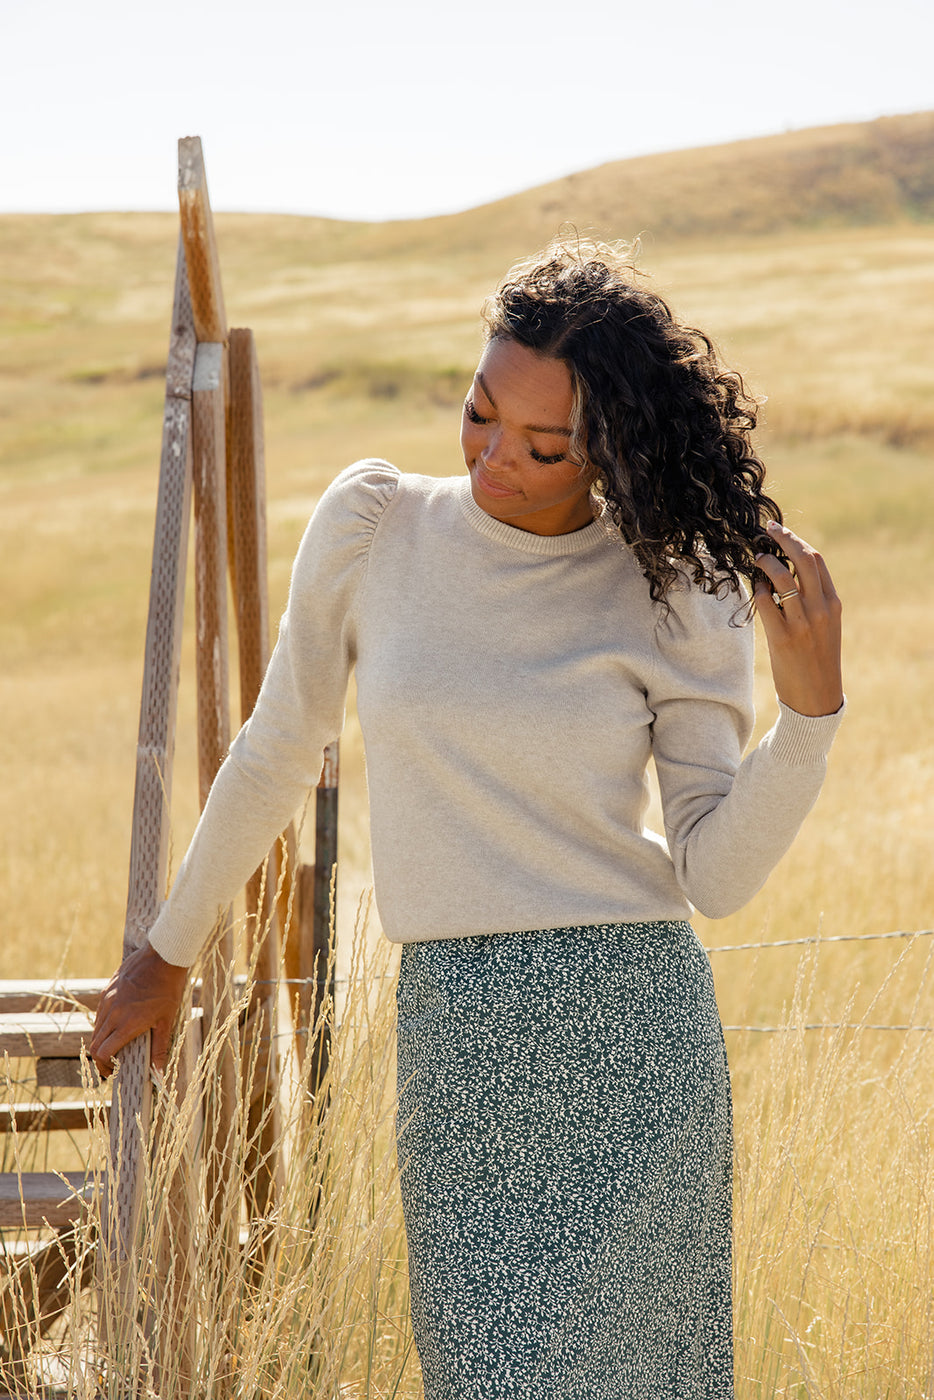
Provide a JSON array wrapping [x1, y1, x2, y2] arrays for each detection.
[[396, 921, 733, 1400]]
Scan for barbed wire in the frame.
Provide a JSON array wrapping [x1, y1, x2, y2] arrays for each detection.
[[254, 1019, 934, 1044], [708, 928, 932, 953], [722, 1023, 933, 1034], [2, 930, 931, 1073], [250, 929, 934, 990], [252, 931, 934, 1035]]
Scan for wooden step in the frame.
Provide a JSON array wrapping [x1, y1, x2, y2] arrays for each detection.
[[0, 1100, 107, 1134], [0, 979, 107, 1015], [0, 1012, 95, 1060], [0, 1172, 94, 1229], [0, 973, 250, 1019], [0, 1232, 95, 1349]]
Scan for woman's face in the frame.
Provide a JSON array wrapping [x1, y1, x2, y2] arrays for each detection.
[[460, 338, 595, 535]]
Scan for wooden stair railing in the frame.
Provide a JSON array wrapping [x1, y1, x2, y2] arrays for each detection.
[[1, 136, 338, 1394]]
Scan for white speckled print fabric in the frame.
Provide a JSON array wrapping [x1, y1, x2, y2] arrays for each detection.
[[396, 921, 733, 1400]]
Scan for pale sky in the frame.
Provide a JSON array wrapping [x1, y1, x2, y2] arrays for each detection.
[[3, 0, 932, 222]]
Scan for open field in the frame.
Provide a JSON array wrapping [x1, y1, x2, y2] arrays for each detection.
[[1, 119, 933, 1394], [1, 211, 931, 997]]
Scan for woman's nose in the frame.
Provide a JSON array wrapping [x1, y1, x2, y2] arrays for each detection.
[[481, 427, 511, 471]]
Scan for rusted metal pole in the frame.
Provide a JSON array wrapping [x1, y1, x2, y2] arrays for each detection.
[[309, 743, 339, 1094], [314, 745, 339, 992]]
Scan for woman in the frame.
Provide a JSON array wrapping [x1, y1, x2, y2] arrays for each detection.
[[92, 240, 844, 1398]]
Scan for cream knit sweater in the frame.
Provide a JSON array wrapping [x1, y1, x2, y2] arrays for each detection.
[[148, 460, 844, 967]]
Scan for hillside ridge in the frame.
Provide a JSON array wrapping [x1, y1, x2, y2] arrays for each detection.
[[0, 111, 931, 263], [392, 110, 934, 254]]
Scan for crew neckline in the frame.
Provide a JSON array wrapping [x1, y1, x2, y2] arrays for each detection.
[[457, 477, 609, 557]]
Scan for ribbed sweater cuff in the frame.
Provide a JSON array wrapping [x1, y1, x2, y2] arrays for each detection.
[[764, 697, 847, 767], [148, 909, 208, 968]]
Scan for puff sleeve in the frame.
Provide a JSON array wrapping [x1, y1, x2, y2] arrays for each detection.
[[147, 459, 398, 966]]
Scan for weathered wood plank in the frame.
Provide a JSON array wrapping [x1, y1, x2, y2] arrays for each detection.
[[0, 977, 248, 1019], [107, 223, 195, 1284], [191, 337, 239, 1308], [165, 234, 197, 400], [0, 1227, 95, 1342], [0, 981, 107, 1015], [123, 413, 192, 955], [0, 1102, 106, 1134], [0, 1174, 93, 1230], [149, 1003, 203, 1390], [0, 1014, 94, 1060], [227, 329, 270, 720], [227, 328, 282, 1230], [178, 136, 227, 343], [192, 342, 230, 808]]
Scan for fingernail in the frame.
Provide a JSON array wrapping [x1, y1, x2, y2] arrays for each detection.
[[766, 520, 782, 533]]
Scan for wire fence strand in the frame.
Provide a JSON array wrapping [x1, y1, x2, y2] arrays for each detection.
[[4, 930, 932, 1073], [257, 928, 934, 1037], [708, 927, 933, 953], [711, 927, 933, 1033], [723, 1023, 933, 1034]]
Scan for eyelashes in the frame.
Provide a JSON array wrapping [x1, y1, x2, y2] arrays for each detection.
[[463, 397, 566, 466]]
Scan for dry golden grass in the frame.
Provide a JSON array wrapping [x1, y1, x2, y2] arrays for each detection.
[[1, 907, 931, 1398], [1, 128, 934, 1392], [730, 938, 934, 1398], [1, 907, 419, 1399]]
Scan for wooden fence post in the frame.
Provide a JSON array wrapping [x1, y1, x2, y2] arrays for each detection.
[[105, 233, 195, 1374], [178, 137, 227, 343], [189, 338, 240, 1296], [99, 136, 331, 1390], [227, 328, 284, 1236]]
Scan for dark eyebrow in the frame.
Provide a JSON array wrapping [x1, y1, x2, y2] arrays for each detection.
[[475, 371, 571, 436]]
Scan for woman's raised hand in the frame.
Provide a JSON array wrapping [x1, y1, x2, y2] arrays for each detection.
[[754, 520, 844, 718], [89, 942, 189, 1079]]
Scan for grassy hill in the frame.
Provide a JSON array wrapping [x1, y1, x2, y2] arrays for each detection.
[[369, 109, 934, 255], [2, 115, 933, 518]]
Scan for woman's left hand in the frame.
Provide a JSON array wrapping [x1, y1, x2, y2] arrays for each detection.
[[754, 520, 843, 717]]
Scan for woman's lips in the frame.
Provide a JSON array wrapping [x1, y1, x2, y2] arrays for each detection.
[[474, 462, 521, 499]]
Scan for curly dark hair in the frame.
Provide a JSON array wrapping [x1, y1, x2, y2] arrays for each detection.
[[482, 239, 783, 604]]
